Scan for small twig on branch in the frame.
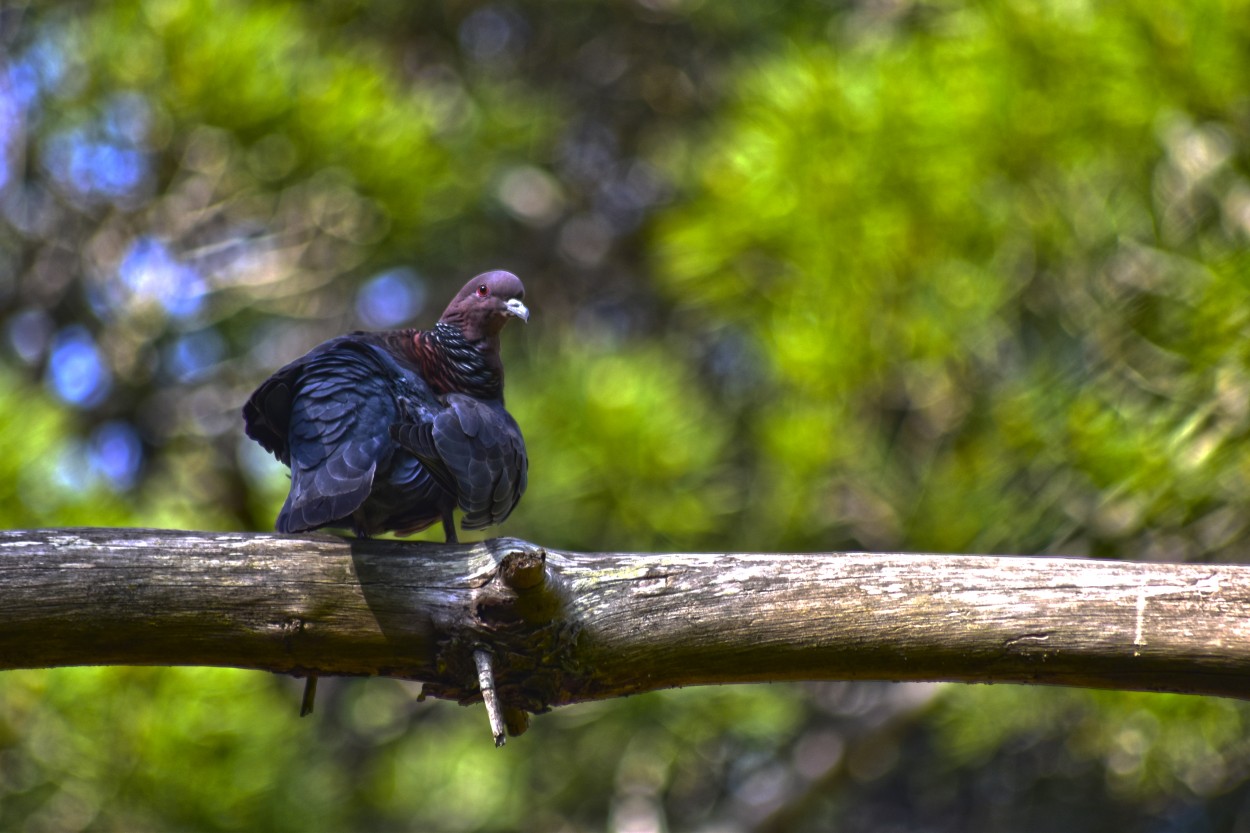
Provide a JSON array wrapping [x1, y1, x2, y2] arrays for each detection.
[[474, 649, 507, 747], [300, 675, 318, 717]]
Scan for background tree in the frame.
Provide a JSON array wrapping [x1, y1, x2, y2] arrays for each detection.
[[1, 0, 1249, 830]]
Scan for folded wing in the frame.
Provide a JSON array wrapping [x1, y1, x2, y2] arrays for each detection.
[[244, 338, 444, 534], [392, 393, 527, 531]]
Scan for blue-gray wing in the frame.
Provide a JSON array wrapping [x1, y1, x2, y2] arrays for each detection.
[[429, 395, 528, 530], [244, 337, 442, 534], [278, 344, 394, 532]]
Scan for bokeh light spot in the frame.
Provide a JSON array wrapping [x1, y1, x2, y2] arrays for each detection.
[[558, 214, 613, 266], [45, 125, 148, 203], [46, 326, 110, 407], [458, 7, 526, 65], [118, 237, 208, 319], [89, 421, 143, 490], [0, 82, 20, 191], [102, 91, 150, 146], [497, 166, 565, 227], [6, 59, 42, 109], [6, 309, 53, 364], [165, 329, 225, 383], [355, 268, 426, 329]]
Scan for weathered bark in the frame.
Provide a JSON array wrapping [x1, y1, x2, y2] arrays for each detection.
[[2, 527, 1249, 725]]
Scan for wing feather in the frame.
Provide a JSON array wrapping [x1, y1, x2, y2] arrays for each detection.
[[430, 395, 527, 530]]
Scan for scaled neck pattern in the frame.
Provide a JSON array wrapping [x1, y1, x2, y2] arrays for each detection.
[[414, 322, 504, 401]]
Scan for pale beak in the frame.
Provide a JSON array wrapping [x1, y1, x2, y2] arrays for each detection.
[[504, 298, 530, 322]]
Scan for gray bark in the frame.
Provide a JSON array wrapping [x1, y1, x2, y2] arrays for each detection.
[[1, 527, 1248, 723]]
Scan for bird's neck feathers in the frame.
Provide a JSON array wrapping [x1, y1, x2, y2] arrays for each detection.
[[410, 322, 505, 400]]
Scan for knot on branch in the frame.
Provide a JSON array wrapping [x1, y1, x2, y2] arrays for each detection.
[[474, 543, 564, 627], [424, 538, 581, 731]]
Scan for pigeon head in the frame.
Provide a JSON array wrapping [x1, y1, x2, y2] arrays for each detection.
[[440, 270, 529, 341]]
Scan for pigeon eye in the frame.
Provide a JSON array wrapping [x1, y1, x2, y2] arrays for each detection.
[[476, 284, 490, 297]]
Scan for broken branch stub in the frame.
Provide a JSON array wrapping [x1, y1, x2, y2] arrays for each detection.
[[424, 541, 580, 736]]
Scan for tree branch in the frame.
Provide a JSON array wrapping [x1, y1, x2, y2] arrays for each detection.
[[2, 528, 1248, 730]]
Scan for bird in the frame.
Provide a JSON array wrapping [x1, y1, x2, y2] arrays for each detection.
[[243, 269, 529, 541], [242, 270, 530, 714]]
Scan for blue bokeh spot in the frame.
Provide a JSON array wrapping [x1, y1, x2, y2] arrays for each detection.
[[356, 268, 426, 329], [118, 237, 208, 319], [89, 421, 143, 490], [46, 325, 111, 408], [166, 329, 225, 383]]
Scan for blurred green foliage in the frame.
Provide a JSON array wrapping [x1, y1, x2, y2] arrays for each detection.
[[658, 0, 1250, 557], [2, 0, 1250, 829]]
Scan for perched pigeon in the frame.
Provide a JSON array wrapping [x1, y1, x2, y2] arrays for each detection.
[[243, 270, 530, 544]]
